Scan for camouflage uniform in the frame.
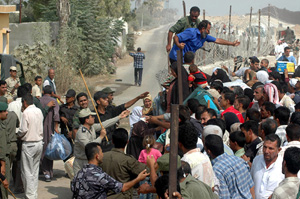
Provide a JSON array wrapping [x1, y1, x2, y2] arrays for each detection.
[[71, 164, 123, 199]]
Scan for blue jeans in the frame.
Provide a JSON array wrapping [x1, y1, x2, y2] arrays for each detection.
[[134, 68, 143, 85]]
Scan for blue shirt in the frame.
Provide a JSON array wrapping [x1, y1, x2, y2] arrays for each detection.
[[277, 55, 297, 66], [169, 28, 216, 61], [212, 153, 254, 199], [129, 52, 145, 68]]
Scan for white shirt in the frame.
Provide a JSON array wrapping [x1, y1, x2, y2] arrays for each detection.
[[32, 84, 42, 98], [7, 97, 22, 132], [43, 78, 56, 92], [280, 94, 295, 113], [279, 141, 300, 179], [251, 155, 284, 199], [275, 125, 288, 147], [275, 44, 284, 60], [181, 148, 215, 187], [18, 104, 44, 142]]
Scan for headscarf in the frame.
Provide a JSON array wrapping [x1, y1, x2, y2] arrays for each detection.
[[142, 94, 153, 115], [256, 70, 269, 84], [209, 68, 231, 83], [264, 83, 281, 105]]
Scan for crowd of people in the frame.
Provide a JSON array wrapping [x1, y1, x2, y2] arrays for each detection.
[[1, 5, 300, 199]]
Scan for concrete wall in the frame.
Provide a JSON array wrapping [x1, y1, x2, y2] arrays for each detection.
[[9, 22, 59, 52]]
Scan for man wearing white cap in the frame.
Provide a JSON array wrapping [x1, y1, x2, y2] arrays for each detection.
[[5, 66, 20, 98]]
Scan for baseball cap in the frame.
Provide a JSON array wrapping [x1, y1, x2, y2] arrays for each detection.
[[10, 66, 17, 71], [93, 91, 108, 102], [101, 87, 115, 94], [66, 89, 76, 98], [249, 56, 260, 63], [0, 102, 8, 111], [289, 78, 300, 88], [157, 153, 181, 172], [78, 108, 96, 118]]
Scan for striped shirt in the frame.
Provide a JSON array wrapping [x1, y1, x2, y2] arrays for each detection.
[[212, 153, 254, 199], [129, 52, 145, 68]]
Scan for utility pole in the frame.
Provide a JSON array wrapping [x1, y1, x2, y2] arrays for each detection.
[[268, 4, 270, 40], [182, 1, 186, 17], [227, 5, 232, 59], [247, 7, 252, 53], [19, 0, 22, 23], [203, 9, 206, 66], [258, 9, 261, 54], [169, 104, 179, 199]]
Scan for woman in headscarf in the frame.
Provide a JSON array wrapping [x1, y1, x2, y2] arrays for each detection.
[[166, 62, 191, 113], [129, 94, 153, 128], [127, 94, 156, 159], [209, 67, 231, 84]]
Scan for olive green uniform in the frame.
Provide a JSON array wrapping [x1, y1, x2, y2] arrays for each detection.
[[180, 174, 219, 199], [0, 121, 9, 199], [100, 148, 147, 199], [169, 16, 201, 34]]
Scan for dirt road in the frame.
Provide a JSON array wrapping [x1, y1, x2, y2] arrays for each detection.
[[9, 25, 169, 199]]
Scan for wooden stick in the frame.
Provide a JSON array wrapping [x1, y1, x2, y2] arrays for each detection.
[[0, 178, 16, 199], [66, 125, 75, 144], [79, 69, 109, 142]]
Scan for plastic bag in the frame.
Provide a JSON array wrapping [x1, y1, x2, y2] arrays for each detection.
[[64, 156, 75, 179], [45, 132, 72, 160]]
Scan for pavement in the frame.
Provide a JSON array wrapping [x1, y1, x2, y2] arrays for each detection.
[[8, 24, 169, 199]]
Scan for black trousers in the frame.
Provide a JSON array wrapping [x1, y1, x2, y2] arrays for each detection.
[[134, 68, 143, 85]]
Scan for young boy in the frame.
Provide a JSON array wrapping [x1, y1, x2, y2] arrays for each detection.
[[188, 64, 208, 88], [229, 131, 246, 158], [32, 76, 42, 98]]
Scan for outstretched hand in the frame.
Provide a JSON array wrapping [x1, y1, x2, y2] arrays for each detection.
[[119, 110, 130, 119], [138, 92, 150, 99], [137, 169, 150, 181], [233, 40, 240, 46]]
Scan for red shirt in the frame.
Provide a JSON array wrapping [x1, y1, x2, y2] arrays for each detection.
[[221, 106, 245, 123], [188, 71, 207, 85]]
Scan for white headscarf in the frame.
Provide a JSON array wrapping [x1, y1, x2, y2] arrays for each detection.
[[256, 70, 269, 84]]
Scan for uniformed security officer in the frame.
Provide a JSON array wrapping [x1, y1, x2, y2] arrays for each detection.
[[73, 108, 123, 176], [0, 102, 9, 199], [100, 128, 148, 199], [5, 66, 20, 98], [166, 6, 201, 52]]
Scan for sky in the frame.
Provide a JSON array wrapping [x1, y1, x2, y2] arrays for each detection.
[[167, 0, 300, 16]]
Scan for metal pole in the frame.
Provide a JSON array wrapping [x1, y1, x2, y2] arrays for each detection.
[[203, 9, 206, 66], [227, 5, 232, 59], [247, 7, 252, 53], [182, 1, 186, 17], [19, 0, 22, 23], [176, 50, 183, 105], [268, 4, 270, 40], [258, 9, 261, 54], [168, 104, 179, 199]]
